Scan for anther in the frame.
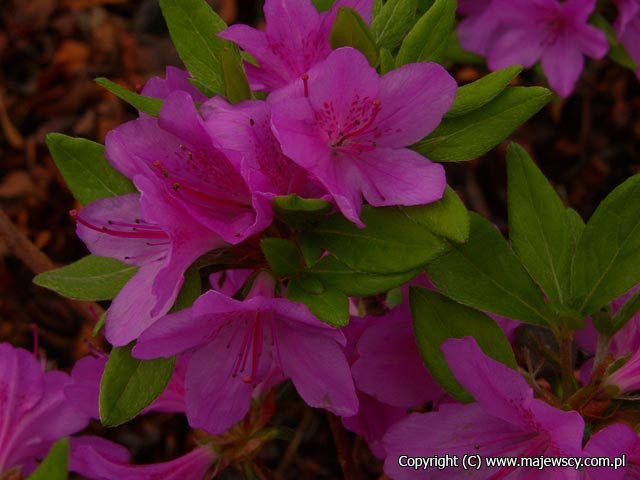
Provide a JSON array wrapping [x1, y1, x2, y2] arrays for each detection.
[[301, 73, 310, 98]]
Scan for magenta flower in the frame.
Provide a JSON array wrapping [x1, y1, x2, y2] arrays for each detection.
[[140, 66, 208, 103], [583, 423, 638, 480], [64, 353, 187, 419], [201, 97, 323, 198], [382, 336, 584, 479], [134, 273, 357, 434], [457, 0, 504, 56], [70, 436, 217, 480], [0, 343, 89, 477], [342, 392, 405, 459], [219, 0, 372, 92], [351, 303, 443, 408], [270, 47, 455, 226], [106, 91, 273, 244], [615, 0, 640, 78], [73, 185, 223, 346], [481, 0, 608, 97]]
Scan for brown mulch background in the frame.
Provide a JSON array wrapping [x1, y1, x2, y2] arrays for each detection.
[[0, 0, 639, 478]]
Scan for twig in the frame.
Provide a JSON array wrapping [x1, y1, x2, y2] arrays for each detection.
[[275, 409, 312, 479], [325, 412, 360, 480], [0, 207, 104, 324]]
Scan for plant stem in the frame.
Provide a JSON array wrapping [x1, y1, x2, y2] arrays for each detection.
[[558, 329, 576, 402], [326, 412, 360, 480]]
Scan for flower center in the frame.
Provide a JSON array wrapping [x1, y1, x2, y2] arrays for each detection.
[[231, 312, 265, 385]]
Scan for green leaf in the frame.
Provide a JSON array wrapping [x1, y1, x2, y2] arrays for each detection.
[[571, 174, 640, 315], [34, 255, 137, 301], [308, 255, 421, 296], [171, 266, 201, 312], [395, 0, 456, 66], [401, 186, 469, 243], [311, 206, 447, 274], [413, 87, 551, 162], [272, 194, 332, 228], [287, 278, 349, 326], [100, 343, 175, 427], [379, 47, 395, 74], [371, 0, 418, 52], [312, 0, 335, 11], [27, 438, 69, 480], [95, 77, 163, 116], [611, 289, 640, 336], [411, 286, 517, 401], [221, 47, 251, 104], [426, 213, 549, 325], [261, 238, 301, 277], [507, 143, 571, 305], [93, 312, 106, 336], [46, 134, 135, 205], [445, 65, 522, 118], [330, 7, 378, 66], [159, 0, 230, 96]]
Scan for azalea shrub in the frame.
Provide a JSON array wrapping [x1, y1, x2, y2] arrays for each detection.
[[4, 0, 640, 479]]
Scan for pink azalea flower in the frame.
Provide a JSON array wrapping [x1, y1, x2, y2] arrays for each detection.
[[481, 0, 608, 97], [614, 0, 640, 78], [342, 392, 405, 459], [106, 91, 273, 244], [351, 303, 443, 408], [134, 273, 357, 434], [73, 185, 223, 346], [69, 436, 217, 480], [270, 47, 455, 226], [0, 343, 89, 477], [201, 97, 323, 198], [140, 66, 208, 103], [218, 0, 372, 92], [382, 336, 585, 479], [583, 423, 638, 480], [457, 0, 504, 56], [64, 353, 187, 419]]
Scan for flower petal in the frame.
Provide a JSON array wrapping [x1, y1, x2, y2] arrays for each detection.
[[374, 62, 457, 148], [357, 148, 446, 208]]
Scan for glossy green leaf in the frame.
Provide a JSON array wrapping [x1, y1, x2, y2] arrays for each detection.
[[27, 438, 68, 480], [312, 0, 335, 11], [411, 286, 517, 402], [287, 278, 349, 326], [95, 77, 163, 116], [272, 194, 332, 228], [427, 213, 549, 325], [100, 343, 175, 427], [372, 0, 418, 52], [171, 266, 201, 312], [261, 238, 301, 277], [401, 186, 469, 243], [308, 255, 421, 296], [311, 206, 447, 274], [159, 0, 230, 96], [34, 255, 137, 301], [395, 0, 456, 65], [571, 174, 640, 315], [330, 7, 378, 65], [46, 134, 135, 205], [507, 143, 571, 305], [221, 47, 251, 103], [379, 47, 395, 74], [413, 87, 551, 162], [445, 65, 522, 118]]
